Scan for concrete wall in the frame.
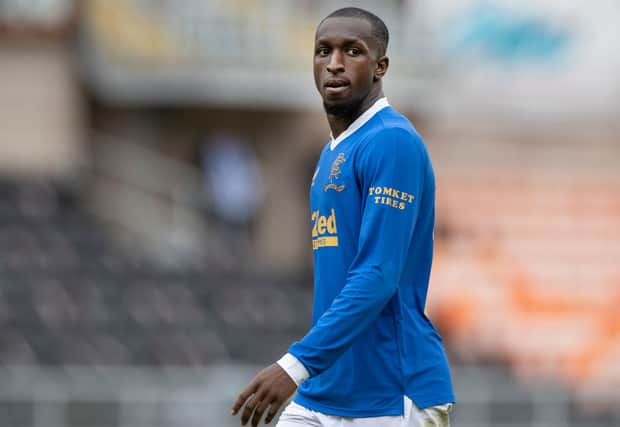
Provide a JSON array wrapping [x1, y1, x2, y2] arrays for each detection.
[[0, 42, 85, 176]]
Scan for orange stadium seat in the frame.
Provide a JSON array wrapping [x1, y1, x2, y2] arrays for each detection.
[[430, 171, 620, 401]]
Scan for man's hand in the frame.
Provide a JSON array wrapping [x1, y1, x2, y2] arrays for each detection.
[[231, 363, 297, 426]]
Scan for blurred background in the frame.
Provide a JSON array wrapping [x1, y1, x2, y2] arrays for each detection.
[[0, 0, 618, 426]]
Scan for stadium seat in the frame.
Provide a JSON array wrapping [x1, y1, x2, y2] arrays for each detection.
[[431, 170, 620, 399], [0, 178, 313, 367]]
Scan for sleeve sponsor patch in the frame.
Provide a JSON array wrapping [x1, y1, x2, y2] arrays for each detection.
[[368, 186, 415, 210]]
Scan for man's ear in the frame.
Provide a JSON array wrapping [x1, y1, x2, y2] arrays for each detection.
[[374, 56, 389, 81]]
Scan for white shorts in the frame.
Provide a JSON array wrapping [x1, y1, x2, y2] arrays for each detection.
[[276, 397, 452, 427]]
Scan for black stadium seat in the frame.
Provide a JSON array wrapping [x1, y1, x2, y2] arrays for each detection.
[[0, 178, 313, 366]]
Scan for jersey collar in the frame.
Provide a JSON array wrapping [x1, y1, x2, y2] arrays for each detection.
[[329, 97, 390, 151]]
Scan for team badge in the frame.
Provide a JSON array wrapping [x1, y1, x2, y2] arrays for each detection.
[[324, 153, 346, 192]]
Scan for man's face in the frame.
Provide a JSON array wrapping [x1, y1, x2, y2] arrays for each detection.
[[314, 17, 385, 115]]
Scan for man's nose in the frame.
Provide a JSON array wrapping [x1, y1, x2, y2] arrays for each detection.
[[326, 50, 345, 73]]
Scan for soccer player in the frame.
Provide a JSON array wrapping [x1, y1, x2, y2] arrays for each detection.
[[231, 7, 454, 427]]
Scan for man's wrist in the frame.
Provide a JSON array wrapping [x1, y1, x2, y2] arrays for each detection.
[[276, 353, 310, 386]]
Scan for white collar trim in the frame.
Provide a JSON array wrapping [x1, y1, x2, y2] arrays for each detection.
[[329, 97, 390, 151]]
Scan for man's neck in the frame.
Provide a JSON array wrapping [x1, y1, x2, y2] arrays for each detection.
[[327, 89, 384, 139]]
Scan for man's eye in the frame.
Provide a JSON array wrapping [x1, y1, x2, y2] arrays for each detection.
[[347, 47, 361, 56], [316, 47, 329, 56]]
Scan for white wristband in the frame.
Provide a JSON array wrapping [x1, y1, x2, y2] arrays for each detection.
[[276, 353, 310, 386]]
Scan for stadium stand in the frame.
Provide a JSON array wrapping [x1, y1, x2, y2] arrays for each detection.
[[0, 172, 619, 426], [430, 168, 620, 404], [0, 177, 312, 367]]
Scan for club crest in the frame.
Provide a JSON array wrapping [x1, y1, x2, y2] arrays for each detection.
[[324, 153, 346, 192]]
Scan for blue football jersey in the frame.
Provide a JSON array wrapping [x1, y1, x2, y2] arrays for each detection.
[[289, 99, 455, 417]]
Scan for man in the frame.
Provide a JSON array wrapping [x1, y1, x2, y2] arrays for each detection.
[[232, 7, 454, 427]]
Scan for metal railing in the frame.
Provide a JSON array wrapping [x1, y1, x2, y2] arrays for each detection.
[[83, 0, 426, 68], [78, 0, 437, 107], [0, 364, 618, 427]]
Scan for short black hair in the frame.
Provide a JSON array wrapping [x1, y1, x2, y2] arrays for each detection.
[[320, 7, 389, 57]]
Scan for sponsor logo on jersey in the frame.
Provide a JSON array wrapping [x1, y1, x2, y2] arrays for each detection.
[[368, 186, 415, 210], [311, 208, 338, 250], [324, 153, 346, 192]]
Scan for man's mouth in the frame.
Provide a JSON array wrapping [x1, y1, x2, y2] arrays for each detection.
[[324, 79, 350, 95], [325, 79, 350, 88]]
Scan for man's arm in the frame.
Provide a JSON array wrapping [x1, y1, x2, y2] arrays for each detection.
[[232, 128, 427, 425]]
